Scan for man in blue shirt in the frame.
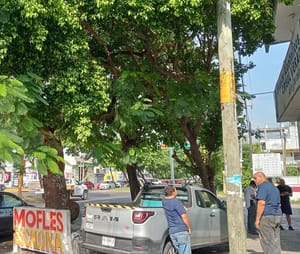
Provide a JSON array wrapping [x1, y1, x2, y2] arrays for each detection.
[[254, 172, 282, 254], [162, 185, 192, 254]]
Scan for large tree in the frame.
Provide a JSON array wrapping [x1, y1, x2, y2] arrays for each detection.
[[77, 0, 276, 192], [0, 0, 281, 206]]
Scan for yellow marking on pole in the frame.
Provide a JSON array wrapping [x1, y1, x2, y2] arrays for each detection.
[[220, 71, 236, 103]]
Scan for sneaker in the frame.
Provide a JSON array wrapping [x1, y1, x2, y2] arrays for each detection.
[[288, 226, 294, 231], [280, 225, 284, 230]]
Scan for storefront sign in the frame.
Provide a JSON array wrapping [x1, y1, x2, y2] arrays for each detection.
[[13, 207, 71, 254], [275, 16, 300, 121]]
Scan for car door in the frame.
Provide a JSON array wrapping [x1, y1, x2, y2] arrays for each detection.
[[200, 191, 228, 243], [188, 190, 212, 246]]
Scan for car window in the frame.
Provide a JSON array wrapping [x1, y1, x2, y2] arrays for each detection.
[[0, 193, 23, 208], [139, 187, 189, 208], [195, 191, 205, 207], [196, 190, 221, 209]]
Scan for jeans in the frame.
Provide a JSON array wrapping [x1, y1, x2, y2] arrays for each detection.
[[247, 203, 257, 233], [170, 231, 191, 254], [259, 215, 282, 254]]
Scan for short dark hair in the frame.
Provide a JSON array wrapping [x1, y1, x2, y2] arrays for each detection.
[[250, 180, 256, 186], [164, 185, 175, 196]]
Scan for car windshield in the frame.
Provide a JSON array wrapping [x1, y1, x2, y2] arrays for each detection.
[[0, 193, 23, 208]]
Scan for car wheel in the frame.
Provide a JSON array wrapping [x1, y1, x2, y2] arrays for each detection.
[[163, 240, 177, 254], [82, 190, 88, 200]]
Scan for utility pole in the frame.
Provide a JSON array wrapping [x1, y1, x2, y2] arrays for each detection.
[[217, 1, 247, 253], [282, 127, 287, 176]]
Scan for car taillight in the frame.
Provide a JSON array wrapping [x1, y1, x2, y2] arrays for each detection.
[[82, 207, 86, 217], [132, 211, 155, 224]]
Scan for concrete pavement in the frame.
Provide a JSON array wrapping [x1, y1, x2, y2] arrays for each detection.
[[193, 204, 300, 254], [245, 204, 300, 254]]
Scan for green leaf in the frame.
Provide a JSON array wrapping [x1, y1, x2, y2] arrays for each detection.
[[33, 151, 46, 160], [37, 146, 58, 157], [46, 158, 62, 175], [2, 149, 14, 162], [15, 102, 28, 115], [0, 83, 7, 96], [36, 161, 48, 175], [129, 148, 135, 156], [0, 11, 10, 23], [20, 118, 34, 131], [1, 103, 15, 113]]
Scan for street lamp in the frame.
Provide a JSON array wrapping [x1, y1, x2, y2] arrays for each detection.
[[251, 91, 274, 96]]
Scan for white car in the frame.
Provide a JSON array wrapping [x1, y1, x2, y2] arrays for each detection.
[[151, 179, 162, 185], [99, 181, 116, 190], [66, 179, 88, 200]]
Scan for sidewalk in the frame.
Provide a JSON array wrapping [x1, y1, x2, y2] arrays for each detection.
[[245, 204, 300, 254]]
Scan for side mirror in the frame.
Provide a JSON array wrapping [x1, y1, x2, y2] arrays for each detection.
[[221, 200, 227, 208]]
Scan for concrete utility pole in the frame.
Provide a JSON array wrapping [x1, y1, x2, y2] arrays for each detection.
[[217, 1, 247, 253]]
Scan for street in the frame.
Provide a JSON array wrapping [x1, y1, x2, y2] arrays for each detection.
[[2, 190, 300, 254]]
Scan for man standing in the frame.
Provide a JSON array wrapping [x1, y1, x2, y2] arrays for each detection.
[[254, 172, 282, 254], [277, 179, 294, 230], [162, 185, 192, 254], [244, 180, 258, 235]]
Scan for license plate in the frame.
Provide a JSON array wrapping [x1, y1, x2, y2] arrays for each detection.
[[102, 236, 115, 247]]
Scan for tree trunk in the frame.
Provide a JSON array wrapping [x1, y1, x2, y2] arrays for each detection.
[[126, 164, 141, 201], [41, 129, 79, 220], [41, 133, 69, 209], [179, 116, 215, 192], [207, 164, 216, 193], [17, 155, 26, 197], [43, 173, 69, 209]]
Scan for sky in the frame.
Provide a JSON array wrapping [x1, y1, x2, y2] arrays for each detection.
[[242, 42, 290, 130]]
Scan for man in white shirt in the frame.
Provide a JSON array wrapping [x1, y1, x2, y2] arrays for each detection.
[[244, 180, 258, 235]]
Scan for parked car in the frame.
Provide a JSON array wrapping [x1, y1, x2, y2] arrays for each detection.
[[151, 179, 162, 185], [98, 181, 116, 190], [115, 181, 128, 188], [0, 191, 33, 235], [84, 181, 95, 190], [0, 183, 5, 191], [79, 184, 228, 254], [65, 179, 88, 200]]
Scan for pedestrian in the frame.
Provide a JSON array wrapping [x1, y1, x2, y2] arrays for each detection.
[[277, 178, 294, 230], [162, 185, 192, 254], [244, 180, 258, 235], [254, 171, 282, 254]]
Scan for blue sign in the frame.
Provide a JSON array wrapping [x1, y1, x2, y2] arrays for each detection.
[[226, 174, 241, 186]]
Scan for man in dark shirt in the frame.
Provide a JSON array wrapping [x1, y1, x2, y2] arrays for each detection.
[[277, 179, 294, 230], [162, 185, 192, 254], [244, 180, 258, 235]]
